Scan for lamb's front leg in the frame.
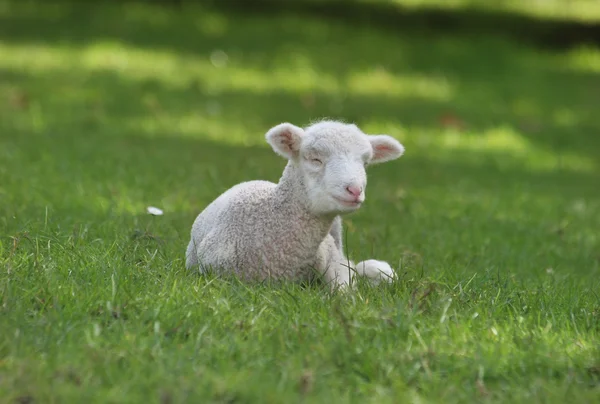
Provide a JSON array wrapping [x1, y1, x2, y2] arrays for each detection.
[[316, 236, 396, 289], [315, 235, 354, 289], [327, 218, 396, 285]]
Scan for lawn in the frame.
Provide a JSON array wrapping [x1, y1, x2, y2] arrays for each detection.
[[1, 0, 599, 403]]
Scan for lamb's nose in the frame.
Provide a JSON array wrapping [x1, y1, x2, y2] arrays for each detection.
[[346, 185, 362, 198]]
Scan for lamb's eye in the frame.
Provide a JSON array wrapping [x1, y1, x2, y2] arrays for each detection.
[[311, 158, 323, 165]]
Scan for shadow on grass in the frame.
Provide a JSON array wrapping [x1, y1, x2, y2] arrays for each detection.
[[202, 0, 600, 48], [27, 0, 600, 48]]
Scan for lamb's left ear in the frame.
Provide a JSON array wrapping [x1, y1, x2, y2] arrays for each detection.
[[265, 123, 305, 159], [368, 135, 405, 164]]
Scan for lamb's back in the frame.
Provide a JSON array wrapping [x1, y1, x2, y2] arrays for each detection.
[[190, 180, 276, 244], [189, 180, 328, 280]]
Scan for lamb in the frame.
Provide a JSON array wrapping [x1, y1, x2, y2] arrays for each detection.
[[185, 120, 405, 288]]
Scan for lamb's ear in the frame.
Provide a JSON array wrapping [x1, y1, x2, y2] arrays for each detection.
[[368, 135, 405, 164], [265, 123, 305, 159]]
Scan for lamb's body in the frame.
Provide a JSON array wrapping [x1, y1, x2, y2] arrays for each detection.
[[186, 165, 345, 282], [186, 120, 405, 288]]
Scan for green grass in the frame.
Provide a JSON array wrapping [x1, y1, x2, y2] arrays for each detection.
[[1, 0, 600, 402]]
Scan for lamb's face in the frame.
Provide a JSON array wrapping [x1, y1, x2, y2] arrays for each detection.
[[299, 123, 372, 214], [266, 120, 405, 216]]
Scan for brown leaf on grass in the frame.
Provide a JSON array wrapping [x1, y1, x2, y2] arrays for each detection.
[[9, 89, 29, 110], [439, 113, 465, 131], [519, 119, 542, 134], [301, 94, 316, 109], [299, 370, 314, 396]]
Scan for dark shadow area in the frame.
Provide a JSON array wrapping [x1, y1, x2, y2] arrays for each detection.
[[213, 0, 600, 49], [87, 0, 600, 49]]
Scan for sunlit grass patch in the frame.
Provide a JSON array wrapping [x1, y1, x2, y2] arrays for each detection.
[[361, 121, 597, 174], [125, 112, 264, 146], [564, 45, 600, 74], [432, 126, 596, 173], [347, 67, 454, 100], [0, 41, 456, 102]]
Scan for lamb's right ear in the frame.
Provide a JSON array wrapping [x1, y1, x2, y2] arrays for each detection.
[[265, 123, 304, 159]]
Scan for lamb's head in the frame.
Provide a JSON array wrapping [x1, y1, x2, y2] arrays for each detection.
[[266, 120, 405, 215]]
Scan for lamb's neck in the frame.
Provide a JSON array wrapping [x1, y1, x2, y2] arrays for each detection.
[[275, 162, 335, 234]]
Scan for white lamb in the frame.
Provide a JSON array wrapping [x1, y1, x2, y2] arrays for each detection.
[[185, 120, 405, 288]]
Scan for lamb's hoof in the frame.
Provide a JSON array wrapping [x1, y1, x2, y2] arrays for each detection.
[[356, 260, 396, 284]]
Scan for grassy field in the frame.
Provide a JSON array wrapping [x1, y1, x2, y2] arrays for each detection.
[[1, 0, 600, 402]]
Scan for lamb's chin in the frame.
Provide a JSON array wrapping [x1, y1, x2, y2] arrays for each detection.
[[339, 205, 361, 214], [331, 199, 362, 214], [309, 202, 359, 216]]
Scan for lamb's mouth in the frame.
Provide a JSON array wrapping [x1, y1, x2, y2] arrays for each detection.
[[333, 196, 363, 208]]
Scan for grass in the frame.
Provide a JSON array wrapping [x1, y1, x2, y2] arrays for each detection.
[[1, 0, 599, 402]]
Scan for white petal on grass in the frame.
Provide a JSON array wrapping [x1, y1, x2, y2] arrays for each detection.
[[147, 206, 164, 216], [210, 50, 228, 68]]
